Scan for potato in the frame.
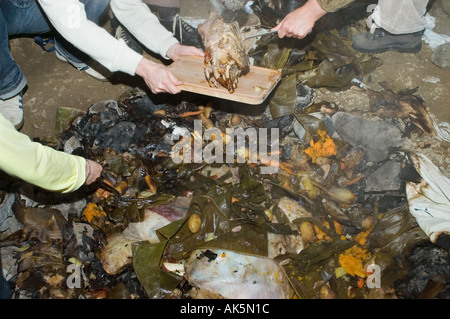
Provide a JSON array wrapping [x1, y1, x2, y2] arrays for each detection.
[[299, 221, 315, 243], [231, 114, 241, 126], [188, 213, 202, 233], [319, 285, 336, 299]]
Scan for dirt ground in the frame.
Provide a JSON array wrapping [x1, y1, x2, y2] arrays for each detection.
[[8, 0, 450, 172]]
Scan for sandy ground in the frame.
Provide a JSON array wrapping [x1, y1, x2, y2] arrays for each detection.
[[8, 0, 450, 170]]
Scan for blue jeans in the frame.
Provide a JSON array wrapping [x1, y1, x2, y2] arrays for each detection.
[[0, 0, 109, 99], [0, 274, 11, 299]]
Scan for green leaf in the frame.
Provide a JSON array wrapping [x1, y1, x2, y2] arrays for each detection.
[[269, 73, 297, 119], [132, 240, 183, 299]]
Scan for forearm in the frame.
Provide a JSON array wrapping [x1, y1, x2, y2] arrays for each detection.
[[316, 0, 356, 12], [0, 115, 87, 193], [110, 0, 179, 59], [38, 0, 142, 75]]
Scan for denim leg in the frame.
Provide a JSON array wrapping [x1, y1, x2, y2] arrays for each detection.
[[0, 0, 109, 96], [0, 274, 11, 299], [0, 0, 52, 99], [0, 9, 25, 99], [54, 0, 110, 67]]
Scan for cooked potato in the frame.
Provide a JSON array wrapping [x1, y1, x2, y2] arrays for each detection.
[[188, 213, 202, 233]]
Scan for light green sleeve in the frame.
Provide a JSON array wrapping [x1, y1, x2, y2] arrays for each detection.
[[0, 114, 87, 193]]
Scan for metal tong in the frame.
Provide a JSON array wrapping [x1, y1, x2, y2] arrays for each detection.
[[243, 30, 278, 41], [243, 28, 313, 41]]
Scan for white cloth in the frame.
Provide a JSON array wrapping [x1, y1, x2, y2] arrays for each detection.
[[38, 0, 179, 76], [370, 0, 429, 34]]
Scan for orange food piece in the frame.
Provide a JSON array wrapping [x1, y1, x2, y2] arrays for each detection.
[[145, 175, 156, 193], [94, 179, 114, 200], [357, 277, 365, 289], [181, 110, 204, 118], [333, 221, 343, 235], [338, 246, 371, 278], [83, 203, 106, 223], [353, 228, 373, 246], [304, 130, 337, 163]]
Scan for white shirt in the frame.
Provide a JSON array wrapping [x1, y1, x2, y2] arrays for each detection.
[[38, 0, 179, 75]]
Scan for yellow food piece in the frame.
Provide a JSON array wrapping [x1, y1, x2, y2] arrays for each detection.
[[304, 130, 337, 163], [353, 228, 373, 246], [338, 246, 371, 278]]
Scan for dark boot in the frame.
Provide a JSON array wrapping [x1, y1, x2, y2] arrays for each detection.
[[110, 17, 144, 55], [172, 15, 203, 48], [146, 4, 202, 48], [352, 28, 424, 54], [147, 4, 180, 32]]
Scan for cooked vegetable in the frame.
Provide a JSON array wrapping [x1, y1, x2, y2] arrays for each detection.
[[188, 213, 201, 233]]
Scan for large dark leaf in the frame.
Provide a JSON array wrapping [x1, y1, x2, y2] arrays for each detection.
[[132, 240, 183, 299]]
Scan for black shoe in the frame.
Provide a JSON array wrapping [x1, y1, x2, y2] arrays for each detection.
[[115, 25, 144, 55], [352, 28, 424, 54], [147, 4, 180, 32], [173, 14, 203, 49]]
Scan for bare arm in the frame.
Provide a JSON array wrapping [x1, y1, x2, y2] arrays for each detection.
[[135, 43, 204, 95], [272, 0, 327, 39]]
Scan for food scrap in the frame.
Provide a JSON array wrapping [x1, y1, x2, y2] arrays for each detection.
[[304, 130, 337, 163]]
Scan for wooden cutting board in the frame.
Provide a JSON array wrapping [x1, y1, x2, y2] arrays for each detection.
[[169, 56, 282, 105]]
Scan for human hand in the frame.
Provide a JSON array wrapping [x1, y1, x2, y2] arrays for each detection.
[[272, 0, 327, 39], [166, 43, 204, 61], [135, 58, 183, 94], [85, 159, 103, 185]]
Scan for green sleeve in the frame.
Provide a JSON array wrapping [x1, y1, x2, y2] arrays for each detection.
[[0, 114, 87, 193], [316, 0, 356, 12]]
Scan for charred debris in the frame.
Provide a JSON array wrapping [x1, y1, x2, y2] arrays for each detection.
[[1, 1, 450, 299]]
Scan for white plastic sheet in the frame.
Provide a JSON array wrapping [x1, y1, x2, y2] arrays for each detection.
[[406, 152, 450, 243], [423, 13, 450, 50]]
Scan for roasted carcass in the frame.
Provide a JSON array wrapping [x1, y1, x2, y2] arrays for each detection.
[[198, 13, 250, 93]]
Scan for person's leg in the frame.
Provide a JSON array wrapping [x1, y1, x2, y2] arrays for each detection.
[[144, 0, 181, 31], [0, 0, 52, 100], [372, 0, 429, 34], [0, 9, 25, 101], [0, 0, 52, 129], [53, 0, 110, 69], [0, 274, 11, 299], [352, 0, 429, 53]]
